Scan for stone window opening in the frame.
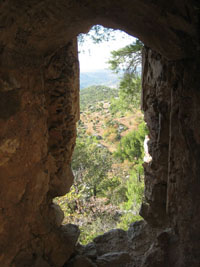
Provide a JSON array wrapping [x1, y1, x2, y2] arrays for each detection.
[[53, 25, 147, 246]]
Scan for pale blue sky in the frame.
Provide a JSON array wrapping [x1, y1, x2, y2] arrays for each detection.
[[78, 31, 135, 72]]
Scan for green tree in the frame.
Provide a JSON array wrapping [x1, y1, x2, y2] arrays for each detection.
[[78, 25, 117, 44], [117, 173, 144, 229], [59, 133, 126, 244], [108, 39, 143, 112], [72, 136, 112, 198], [114, 121, 147, 163], [108, 39, 143, 74], [115, 121, 147, 229], [118, 73, 141, 108], [114, 130, 142, 162]]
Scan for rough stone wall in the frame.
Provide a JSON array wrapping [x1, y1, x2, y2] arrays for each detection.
[[0, 39, 79, 267], [167, 56, 200, 267], [1, 0, 199, 61], [44, 41, 79, 198], [141, 48, 200, 267], [141, 48, 171, 228]]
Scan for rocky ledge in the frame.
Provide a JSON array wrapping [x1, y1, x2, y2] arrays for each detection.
[[64, 220, 176, 267]]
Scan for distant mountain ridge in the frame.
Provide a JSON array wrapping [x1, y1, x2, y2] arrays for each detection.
[[80, 69, 120, 89]]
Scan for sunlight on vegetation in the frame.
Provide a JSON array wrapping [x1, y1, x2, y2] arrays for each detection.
[[54, 26, 147, 244]]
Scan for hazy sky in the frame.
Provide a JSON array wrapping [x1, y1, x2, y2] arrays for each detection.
[[78, 30, 135, 72]]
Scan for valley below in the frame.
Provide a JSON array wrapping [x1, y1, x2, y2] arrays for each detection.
[[55, 83, 146, 244]]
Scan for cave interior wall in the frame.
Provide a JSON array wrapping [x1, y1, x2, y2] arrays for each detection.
[[0, 1, 200, 266]]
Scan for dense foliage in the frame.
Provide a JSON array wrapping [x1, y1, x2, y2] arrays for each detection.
[[109, 74, 141, 115], [114, 121, 147, 163]]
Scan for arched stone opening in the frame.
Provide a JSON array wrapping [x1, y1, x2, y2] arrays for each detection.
[[0, 1, 200, 266], [53, 28, 146, 244]]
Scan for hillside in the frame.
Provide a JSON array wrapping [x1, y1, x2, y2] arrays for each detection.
[[78, 84, 144, 181], [79, 88, 143, 153], [80, 69, 120, 89], [80, 85, 118, 112], [55, 84, 145, 244]]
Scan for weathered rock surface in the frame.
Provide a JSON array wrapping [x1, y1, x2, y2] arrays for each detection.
[[141, 46, 200, 267], [0, 38, 79, 266], [96, 252, 130, 267], [0, 0, 200, 266], [66, 221, 158, 267]]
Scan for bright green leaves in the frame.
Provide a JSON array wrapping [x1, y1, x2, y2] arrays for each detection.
[[108, 39, 143, 114], [108, 39, 143, 74], [114, 121, 147, 163], [114, 121, 148, 229]]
